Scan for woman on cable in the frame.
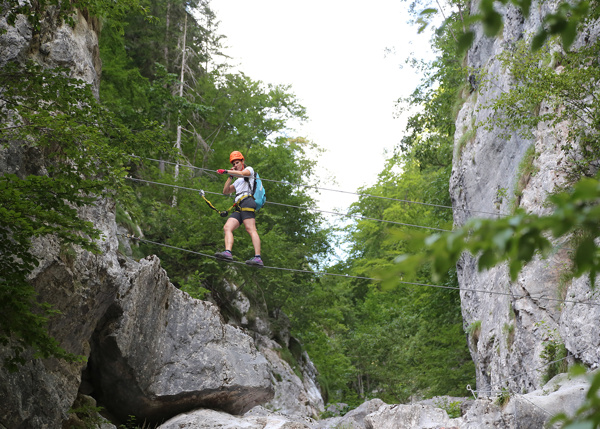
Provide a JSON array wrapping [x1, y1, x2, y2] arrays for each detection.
[[214, 151, 263, 267]]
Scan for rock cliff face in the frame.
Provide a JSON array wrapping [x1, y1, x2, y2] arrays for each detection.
[[0, 8, 323, 429], [451, 0, 600, 396]]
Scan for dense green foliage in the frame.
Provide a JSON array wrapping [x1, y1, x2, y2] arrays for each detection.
[[98, 0, 330, 322], [2, 0, 147, 32], [0, 61, 164, 368], [290, 10, 476, 405]]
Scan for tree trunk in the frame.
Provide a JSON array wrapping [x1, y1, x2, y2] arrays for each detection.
[[172, 13, 188, 207], [164, 1, 171, 68]]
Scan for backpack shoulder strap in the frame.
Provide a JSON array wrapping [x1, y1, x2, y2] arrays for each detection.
[[243, 171, 257, 194], [252, 172, 258, 194]]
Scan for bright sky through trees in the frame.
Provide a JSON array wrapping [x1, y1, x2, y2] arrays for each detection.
[[210, 0, 431, 213]]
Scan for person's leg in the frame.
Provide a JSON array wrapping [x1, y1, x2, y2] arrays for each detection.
[[242, 218, 261, 255], [216, 217, 240, 261], [224, 217, 240, 251]]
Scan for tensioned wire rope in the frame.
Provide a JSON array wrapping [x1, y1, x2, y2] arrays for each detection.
[[129, 155, 508, 218], [118, 233, 600, 307], [126, 164, 578, 245], [126, 156, 579, 286], [125, 176, 452, 232]]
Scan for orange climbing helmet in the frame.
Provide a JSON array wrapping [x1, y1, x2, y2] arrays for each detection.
[[229, 151, 245, 164]]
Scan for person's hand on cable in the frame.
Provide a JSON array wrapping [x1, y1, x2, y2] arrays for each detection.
[[217, 169, 228, 174]]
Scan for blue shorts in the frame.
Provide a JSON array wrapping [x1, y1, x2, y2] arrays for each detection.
[[230, 197, 256, 224]]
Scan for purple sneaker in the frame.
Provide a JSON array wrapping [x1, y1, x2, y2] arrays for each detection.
[[215, 250, 233, 261], [245, 256, 264, 267]]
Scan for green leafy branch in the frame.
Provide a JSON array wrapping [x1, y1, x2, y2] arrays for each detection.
[[393, 175, 600, 285], [479, 40, 600, 181], [419, 0, 595, 53]]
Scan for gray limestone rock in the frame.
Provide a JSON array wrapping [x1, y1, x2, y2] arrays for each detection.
[[0, 13, 33, 67], [224, 280, 325, 419], [256, 335, 324, 418], [457, 399, 507, 429], [158, 408, 265, 429], [457, 372, 590, 428], [157, 406, 314, 429], [0, 8, 101, 92], [0, 198, 125, 428], [451, 0, 600, 395], [314, 398, 386, 429], [89, 255, 273, 422], [244, 405, 317, 428], [363, 403, 453, 429]]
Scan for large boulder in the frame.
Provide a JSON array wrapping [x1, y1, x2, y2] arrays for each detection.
[[89, 255, 273, 423], [363, 403, 455, 429], [314, 398, 386, 429], [158, 406, 315, 429]]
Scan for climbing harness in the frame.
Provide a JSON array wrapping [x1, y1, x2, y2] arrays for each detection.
[[117, 232, 600, 306], [234, 194, 256, 212]]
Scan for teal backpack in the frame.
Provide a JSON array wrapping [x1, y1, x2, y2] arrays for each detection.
[[245, 171, 266, 212]]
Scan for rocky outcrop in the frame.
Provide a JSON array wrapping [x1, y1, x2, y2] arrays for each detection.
[[451, 0, 600, 395], [199, 371, 587, 428], [364, 403, 457, 429], [159, 406, 316, 429], [89, 256, 273, 423], [314, 399, 387, 429], [256, 335, 324, 418], [312, 372, 590, 428], [0, 8, 101, 92], [0, 199, 123, 428], [0, 201, 277, 428]]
